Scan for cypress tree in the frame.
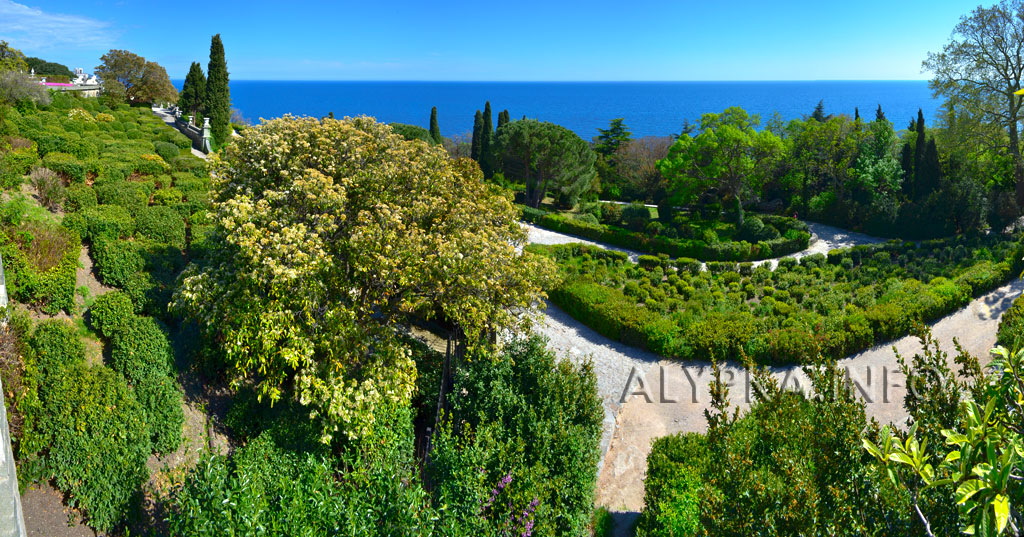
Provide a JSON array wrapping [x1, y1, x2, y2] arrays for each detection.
[[920, 137, 942, 197], [901, 142, 915, 197], [497, 109, 510, 131], [429, 106, 442, 145], [876, 104, 885, 121], [854, 107, 860, 121], [205, 34, 231, 148], [913, 109, 926, 199], [178, 62, 206, 122], [481, 102, 494, 177], [471, 110, 483, 162]]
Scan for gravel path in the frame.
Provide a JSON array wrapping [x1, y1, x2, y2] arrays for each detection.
[[527, 222, 1022, 517], [151, 107, 210, 160], [525, 220, 885, 267]]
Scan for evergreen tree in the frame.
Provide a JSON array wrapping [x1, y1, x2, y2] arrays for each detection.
[[854, 107, 860, 121], [811, 100, 827, 122], [875, 104, 886, 121], [594, 118, 632, 157], [919, 137, 942, 197], [429, 106, 442, 145], [913, 109, 926, 199], [497, 109, 510, 132], [481, 101, 494, 177], [900, 142, 915, 197], [205, 34, 231, 148], [178, 62, 206, 122], [471, 110, 483, 162]]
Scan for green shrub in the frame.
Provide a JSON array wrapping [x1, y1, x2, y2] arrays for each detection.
[[108, 315, 174, 385], [0, 224, 79, 314], [2, 147, 38, 176], [41, 151, 86, 182], [92, 237, 143, 288], [135, 374, 184, 454], [73, 204, 135, 241], [96, 181, 148, 213], [153, 140, 180, 162], [29, 320, 85, 379], [135, 205, 185, 247], [63, 184, 97, 213], [998, 293, 1024, 351], [88, 291, 134, 339], [170, 154, 207, 177], [34, 364, 149, 532], [152, 187, 183, 205]]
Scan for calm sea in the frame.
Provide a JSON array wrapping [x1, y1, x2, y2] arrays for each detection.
[[173, 80, 939, 139]]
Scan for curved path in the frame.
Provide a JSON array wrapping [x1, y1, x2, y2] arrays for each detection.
[[528, 222, 1023, 515], [525, 220, 885, 267]]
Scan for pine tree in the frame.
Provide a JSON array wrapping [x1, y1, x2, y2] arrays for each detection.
[[811, 100, 827, 122], [429, 106, 442, 145], [595, 118, 631, 157], [178, 62, 206, 122], [471, 110, 483, 162], [876, 104, 886, 121], [481, 102, 494, 177], [205, 34, 231, 148]]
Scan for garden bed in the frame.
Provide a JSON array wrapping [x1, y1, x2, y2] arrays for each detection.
[[532, 233, 1024, 365]]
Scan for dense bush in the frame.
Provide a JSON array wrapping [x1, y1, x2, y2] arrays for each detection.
[[62, 184, 97, 212], [23, 321, 150, 533], [64, 204, 135, 241], [92, 236, 143, 288], [135, 205, 185, 247], [429, 335, 603, 537], [153, 140, 180, 162], [88, 291, 134, 339], [96, 181, 149, 213], [134, 373, 183, 454], [536, 234, 1024, 365], [0, 223, 79, 314], [108, 315, 174, 385], [41, 151, 86, 182], [997, 292, 1024, 351]]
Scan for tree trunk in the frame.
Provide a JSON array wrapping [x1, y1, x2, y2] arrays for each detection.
[[735, 196, 744, 226]]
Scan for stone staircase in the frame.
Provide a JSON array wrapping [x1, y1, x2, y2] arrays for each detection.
[[0, 251, 26, 536]]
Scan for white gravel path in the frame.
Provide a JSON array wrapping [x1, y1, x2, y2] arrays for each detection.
[[527, 221, 1023, 514]]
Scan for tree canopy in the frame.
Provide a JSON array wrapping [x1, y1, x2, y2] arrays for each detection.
[[205, 34, 231, 147], [0, 41, 28, 73], [658, 107, 784, 224], [497, 119, 598, 208], [24, 57, 73, 78], [595, 117, 632, 157], [95, 49, 177, 104], [174, 115, 554, 442], [924, 0, 1024, 204]]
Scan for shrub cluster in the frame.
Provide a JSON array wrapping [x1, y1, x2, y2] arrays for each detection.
[[537, 234, 1024, 365], [521, 204, 810, 261], [0, 223, 79, 314]]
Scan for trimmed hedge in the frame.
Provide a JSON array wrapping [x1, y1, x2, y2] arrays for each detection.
[[998, 292, 1024, 351], [88, 291, 134, 339], [521, 206, 810, 262], [62, 204, 135, 242], [135, 205, 185, 247], [92, 237, 144, 288], [96, 181, 149, 214], [539, 235, 1024, 366], [108, 315, 174, 385], [63, 185, 97, 213], [0, 224, 80, 314], [41, 152, 86, 183], [135, 373, 184, 454]]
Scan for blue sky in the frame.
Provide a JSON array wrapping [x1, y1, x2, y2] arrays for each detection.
[[0, 0, 980, 81]]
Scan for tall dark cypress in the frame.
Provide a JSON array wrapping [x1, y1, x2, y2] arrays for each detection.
[[481, 102, 494, 177], [205, 34, 231, 147], [875, 104, 885, 121], [854, 107, 860, 121], [920, 138, 942, 197], [179, 62, 206, 122], [470, 110, 483, 162], [913, 109, 926, 199], [429, 106, 442, 145], [901, 142, 915, 197], [497, 110, 510, 131]]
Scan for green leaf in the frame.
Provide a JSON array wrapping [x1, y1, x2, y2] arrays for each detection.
[[944, 450, 962, 464], [889, 452, 915, 467], [956, 480, 986, 505], [993, 494, 1009, 534]]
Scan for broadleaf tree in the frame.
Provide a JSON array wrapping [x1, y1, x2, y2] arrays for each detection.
[[174, 115, 554, 443]]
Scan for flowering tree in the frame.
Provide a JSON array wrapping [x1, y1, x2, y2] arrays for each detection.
[[175, 115, 554, 442]]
